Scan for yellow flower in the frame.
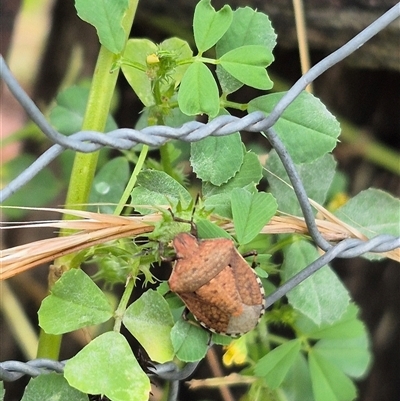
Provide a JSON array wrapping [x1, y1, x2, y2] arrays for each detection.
[[146, 53, 160, 65], [223, 338, 248, 367], [327, 192, 349, 211]]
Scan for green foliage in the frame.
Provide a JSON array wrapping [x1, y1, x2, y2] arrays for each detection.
[[231, 188, 277, 245], [280, 353, 314, 401], [131, 169, 191, 214], [254, 339, 302, 388], [335, 188, 400, 238], [216, 6, 276, 93], [196, 218, 232, 239], [203, 151, 263, 198], [21, 373, 88, 401], [38, 269, 113, 334], [64, 332, 151, 401], [193, 0, 233, 53], [309, 351, 357, 401], [266, 151, 336, 216], [88, 157, 130, 214], [219, 45, 274, 89], [178, 61, 220, 116], [50, 85, 118, 135], [282, 241, 350, 325], [313, 337, 370, 378], [248, 92, 341, 163], [120, 0, 276, 119], [122, 39, 158, 107], [216, 7, 277, 55], [170, 319, 210, 361], [250, 303, 370, 400], [123, 290, 175, 363], [122, 38, 192, 108], [1, 155, 62, 218], [5, 1, 397, 401], [295, 303, 368, 340], [191, 133, 243, 185], [74, 0, 129, 54], [89, 239, 155, 286]]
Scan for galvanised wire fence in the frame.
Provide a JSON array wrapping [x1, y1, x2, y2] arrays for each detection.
[[1, 3, 399, 399]]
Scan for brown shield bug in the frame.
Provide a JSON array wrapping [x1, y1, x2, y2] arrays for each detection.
[[168, 232, 265, 337]]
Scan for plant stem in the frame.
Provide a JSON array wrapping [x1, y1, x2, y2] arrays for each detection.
[[160, 143, 182, 182], [36, 333, 62, 361], [267, 333, 289, 345], [197, 56, 218, 65], [113, 275, 135, 332], [114, 145, 149, 215], [60, 0, 139, 234], [339, 120, 400, 175], [220, 99, 247, 111], [36, 0, 139, 360], [60, 46, 117, 214]]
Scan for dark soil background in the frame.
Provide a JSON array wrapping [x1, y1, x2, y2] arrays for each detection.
[[1, 1, 399, 400]]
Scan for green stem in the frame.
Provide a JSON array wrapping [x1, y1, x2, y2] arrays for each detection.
[[60, 46, 118, 213], [113, 276, 135, 332], [267, 234, 304, 255], [220, 99, 247, 111], [60, 0, 139, 232], [114, 145, 149, 215], [36, 0, 139, 360], [267, 333, 289, 345], [160, 143, 181, 181], [36, 334, 63, 361], [197, 56, 218, 65], [340, 120, 400, 175], [176, 58, 196, 66], [119, 60, 147, 71]]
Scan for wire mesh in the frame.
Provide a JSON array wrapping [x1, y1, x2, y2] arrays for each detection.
[[0, 2, 399, 398]]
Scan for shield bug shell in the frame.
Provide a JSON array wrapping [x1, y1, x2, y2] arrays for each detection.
[[168, 232, 265, 336]]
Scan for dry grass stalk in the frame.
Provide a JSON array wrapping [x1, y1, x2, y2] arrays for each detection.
[[1, 205, 397, 281], [1, 208, 160, 280], [187, 372, 256, 390]]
